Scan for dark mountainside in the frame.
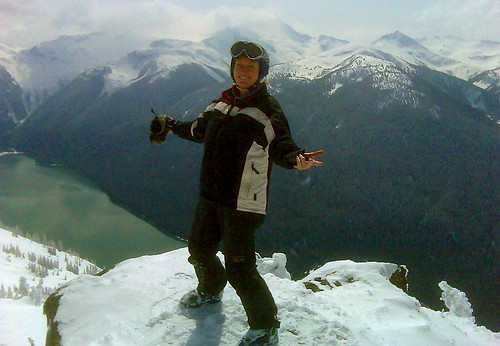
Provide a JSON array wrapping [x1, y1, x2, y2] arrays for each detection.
[[7, 55, 500, 330], [0, 66, 26, 136]]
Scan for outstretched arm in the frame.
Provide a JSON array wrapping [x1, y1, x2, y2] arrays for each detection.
[[294, 150, 325, 170]]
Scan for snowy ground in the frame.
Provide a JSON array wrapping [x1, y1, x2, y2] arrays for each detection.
[[0, 226, 99, 345], [1, 227, 498, 345]]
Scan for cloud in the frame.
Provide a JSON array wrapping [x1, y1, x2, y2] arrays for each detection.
[[0, 0, 280, 47], [0, 0, 181, 46], [416, 0, 500, 40], [0, 0, 498, 48]]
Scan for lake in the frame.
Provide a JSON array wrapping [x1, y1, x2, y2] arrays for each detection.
[[0, 153, 186, 268]]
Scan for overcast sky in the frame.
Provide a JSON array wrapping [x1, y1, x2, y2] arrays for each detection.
[[1, 0, 499, 48]]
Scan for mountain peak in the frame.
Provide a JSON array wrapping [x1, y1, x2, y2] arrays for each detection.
[[318, 34, 350, 51], [373, 31, 428, 50]]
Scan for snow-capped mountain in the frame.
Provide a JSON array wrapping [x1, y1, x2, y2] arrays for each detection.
[[1, 226, 497, 345], [100, 38, 229, 96], [0, 20, 497, 126], [372, 31, 460, 70], [0, 32, 145, 116], [417, 35, 500, 77]]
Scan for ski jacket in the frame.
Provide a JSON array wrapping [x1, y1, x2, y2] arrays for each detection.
[[171, 85, 304, 215]]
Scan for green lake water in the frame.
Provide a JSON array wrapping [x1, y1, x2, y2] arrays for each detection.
[[0, 153, 186, 268]]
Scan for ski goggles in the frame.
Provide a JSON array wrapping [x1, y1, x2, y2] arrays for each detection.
[[230, 41, 265, 60]]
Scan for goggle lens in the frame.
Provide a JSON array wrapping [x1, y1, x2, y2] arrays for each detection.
[[230, 41, 264, 59]]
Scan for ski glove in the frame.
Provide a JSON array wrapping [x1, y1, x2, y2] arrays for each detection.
[[150, 115, 176, 144]]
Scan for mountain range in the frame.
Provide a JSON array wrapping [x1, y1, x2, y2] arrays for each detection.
[[0, 21, 498, 330]]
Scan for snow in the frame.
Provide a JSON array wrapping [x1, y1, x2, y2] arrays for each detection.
[[0, 150, 22, 158], [439, 281, 475, 321], [1, 226, 498, 345], [1, 297, 47, 345], [100, 40, 228, 95], [417, 36, 500, 74], [0, 33, 149, 113], [0, 24, 498, 119], [326, 83, 343, 96], [0, 226, 100, 344]]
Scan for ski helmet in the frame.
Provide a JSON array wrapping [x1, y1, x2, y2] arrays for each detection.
[[230, 41, 270, 83]]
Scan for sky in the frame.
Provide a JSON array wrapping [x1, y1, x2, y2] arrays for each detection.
[[0, 0, 499, 49]]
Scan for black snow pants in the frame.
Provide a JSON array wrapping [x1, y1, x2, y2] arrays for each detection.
[[187, 197, 280, 329]]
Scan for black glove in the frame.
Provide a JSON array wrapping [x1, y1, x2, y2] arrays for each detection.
[[150, 115, 175, 144]]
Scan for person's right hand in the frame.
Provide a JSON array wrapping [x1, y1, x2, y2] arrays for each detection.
[[150, 115, 174, 144], [150, 115, 174, 135]]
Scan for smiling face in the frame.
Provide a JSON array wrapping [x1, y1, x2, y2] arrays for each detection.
[[232, 55, 260, 91]]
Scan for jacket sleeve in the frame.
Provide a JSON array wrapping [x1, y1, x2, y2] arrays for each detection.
[[170, 101, 217, 143], [268, 97, 305, 169]]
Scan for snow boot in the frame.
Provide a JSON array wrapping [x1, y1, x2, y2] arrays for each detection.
[[180, 288, 223, 308], [237, 327, 279, 345]]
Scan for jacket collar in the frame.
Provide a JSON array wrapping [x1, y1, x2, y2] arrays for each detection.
[[222, 83, 266, 104]]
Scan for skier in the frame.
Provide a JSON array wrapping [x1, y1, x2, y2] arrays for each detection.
[[150, 40, 324, 345]]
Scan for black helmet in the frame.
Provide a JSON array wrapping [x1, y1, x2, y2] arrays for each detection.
[[230, 41, 270, 83]]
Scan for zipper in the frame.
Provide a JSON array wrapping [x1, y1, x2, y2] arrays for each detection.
[[245, 161, 260, 201], [251, 163, 260, 174]]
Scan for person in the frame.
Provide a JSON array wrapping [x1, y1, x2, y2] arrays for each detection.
[[149, 40, 324, 345]]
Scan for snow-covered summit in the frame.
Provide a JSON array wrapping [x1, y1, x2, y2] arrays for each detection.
[[415, 34, 500, 82], [1, 224, 498, 345], [42, 248, 498, 345], [100, 38, 229, 95], [0, 32, 147, 113], [375, 31, 430, 50], [372, 31, 460, 70]]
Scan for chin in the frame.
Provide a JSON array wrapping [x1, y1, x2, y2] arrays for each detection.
[[236, 79, 257, 89]]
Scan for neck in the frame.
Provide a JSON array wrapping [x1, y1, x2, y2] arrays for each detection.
[[236, 85, 250, 95], [232, 83, 264, 101], [235, 81, 264, 95]]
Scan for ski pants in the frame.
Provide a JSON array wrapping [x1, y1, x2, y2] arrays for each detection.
[[187, 197, 280, 329]]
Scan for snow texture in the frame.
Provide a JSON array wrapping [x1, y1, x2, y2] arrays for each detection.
[[1, 227, 498, 345], [439, 281, 475, 321], [0, 226, 100, 345]]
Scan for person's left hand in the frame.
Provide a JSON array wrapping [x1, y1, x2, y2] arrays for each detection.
[[294, 150, 325, 170]]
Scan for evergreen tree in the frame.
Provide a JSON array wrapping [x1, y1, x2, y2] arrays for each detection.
[[18, 277, 29, 297]]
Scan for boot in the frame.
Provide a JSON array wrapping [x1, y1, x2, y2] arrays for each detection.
[[180, 288, 223, 308], [237, 327, 279, 345]]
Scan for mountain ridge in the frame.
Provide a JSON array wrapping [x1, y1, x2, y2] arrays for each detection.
[[0, 22, 498, 125]]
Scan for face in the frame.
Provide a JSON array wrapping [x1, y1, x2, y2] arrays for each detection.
[[233, 56, 260, 90]]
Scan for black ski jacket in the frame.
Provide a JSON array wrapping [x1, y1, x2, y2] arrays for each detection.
[[171, 85, 304, 215]]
